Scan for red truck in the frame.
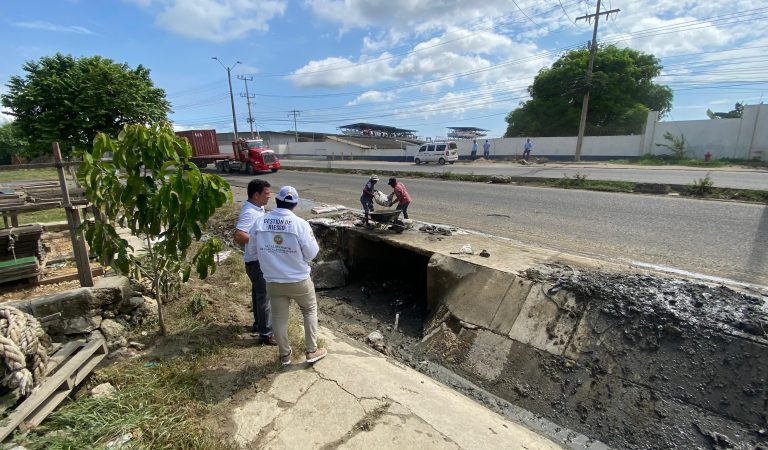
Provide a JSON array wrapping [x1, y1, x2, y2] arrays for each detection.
[[175, 130, 281, 174], [220, 138, 281, 174]]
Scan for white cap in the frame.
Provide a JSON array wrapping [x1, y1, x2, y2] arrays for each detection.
[[370, 175, 379, 181], [276, 186, 299, 203]]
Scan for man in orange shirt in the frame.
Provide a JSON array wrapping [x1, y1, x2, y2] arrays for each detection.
[[387, 177, 412, 220]]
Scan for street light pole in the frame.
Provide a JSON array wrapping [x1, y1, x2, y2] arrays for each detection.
[[212, 57, 241, 142]]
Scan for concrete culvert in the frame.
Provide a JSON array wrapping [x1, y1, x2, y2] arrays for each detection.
[[309, 219, 768, 450]]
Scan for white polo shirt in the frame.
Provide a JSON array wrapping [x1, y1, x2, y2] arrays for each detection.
[[251, 208, 319, 283], [237, 201, 265, 263]]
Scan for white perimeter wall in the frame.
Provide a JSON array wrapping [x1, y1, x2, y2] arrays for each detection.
[[273, 104, 768, 161]]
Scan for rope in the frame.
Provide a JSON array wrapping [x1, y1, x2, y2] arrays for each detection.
[[0, 306, 50, 397]]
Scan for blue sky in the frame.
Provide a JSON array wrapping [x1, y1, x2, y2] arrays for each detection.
[[2, 0, 767, 139]]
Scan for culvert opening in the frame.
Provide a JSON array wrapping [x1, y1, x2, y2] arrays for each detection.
[[314, 229, 431, 344]]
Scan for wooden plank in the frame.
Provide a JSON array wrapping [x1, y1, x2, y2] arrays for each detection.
[[21, 390, 72, 429], [0, 162, 79, 171], [72, 342, 107, 385], [0, 338, 106, 441], [45, 340, 86, 375], [36, 267, 103, 286]]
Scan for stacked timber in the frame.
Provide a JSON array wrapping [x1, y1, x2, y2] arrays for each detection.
[[0, 225, 44, 284], [14, 181, 84, 204]]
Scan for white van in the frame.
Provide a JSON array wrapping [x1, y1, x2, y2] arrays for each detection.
[[414, 141, 459, 165]]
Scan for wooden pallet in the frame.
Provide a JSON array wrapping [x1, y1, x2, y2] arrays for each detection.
[[0, 338, 108, 441]]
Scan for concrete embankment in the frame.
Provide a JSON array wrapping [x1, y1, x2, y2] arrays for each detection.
[[308, 216, 768, 449]]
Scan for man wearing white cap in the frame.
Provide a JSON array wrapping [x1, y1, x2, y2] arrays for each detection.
[[251, 186, 327, 365]]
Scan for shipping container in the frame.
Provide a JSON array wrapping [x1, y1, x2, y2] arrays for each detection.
[[175, 129, 228, 168]]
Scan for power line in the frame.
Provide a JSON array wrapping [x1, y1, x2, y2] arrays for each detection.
[[557, 0, 577, 25]]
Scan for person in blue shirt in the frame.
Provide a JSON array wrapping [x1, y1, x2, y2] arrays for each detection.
[[523, 138, 533, 161], [483, 140, 491, 159]]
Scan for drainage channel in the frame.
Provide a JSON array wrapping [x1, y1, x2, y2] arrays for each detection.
[[310, 220, 768, 450]]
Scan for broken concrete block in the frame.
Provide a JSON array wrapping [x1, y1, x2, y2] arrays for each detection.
[[100, 318, 127, 342], [63, 314, 103, 334], [312, 259, 348, 289], [92, 276, 132, 307], [90, 382, 116, 399]]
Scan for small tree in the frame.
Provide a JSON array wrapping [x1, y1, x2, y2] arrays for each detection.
[[77, 123, 232, 334], [655, 131, 687, 160]]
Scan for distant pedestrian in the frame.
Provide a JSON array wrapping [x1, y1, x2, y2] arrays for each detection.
[[360, 175, 379, 225], [523, 138, 533, 161], [236, 179, 275, 345], [471, 140, 478, 160], [251, 186, 327, 366], [387, 177, 411, 220], [483, 140, 491, 159]]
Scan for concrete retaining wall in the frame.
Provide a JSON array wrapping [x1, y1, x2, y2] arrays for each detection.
[[420, 254, 767, 449]]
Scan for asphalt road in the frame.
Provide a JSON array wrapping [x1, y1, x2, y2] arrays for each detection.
[[280, 159, 768, 190], [220, 170, 768, 288]]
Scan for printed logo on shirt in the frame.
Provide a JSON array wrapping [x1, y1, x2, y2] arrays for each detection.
[[273, 234, 284, 245]]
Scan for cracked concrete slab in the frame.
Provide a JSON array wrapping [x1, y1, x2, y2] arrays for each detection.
[[230, 393, 282, 447], [265, 368, 319, 404], [262, 378, 366, 449], [227, 327, 563, 449], [314, 329, 563, 450], [338, 411, 460, 450]]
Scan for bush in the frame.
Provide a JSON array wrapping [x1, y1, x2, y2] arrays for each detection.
[[686, 172, 714, 196]]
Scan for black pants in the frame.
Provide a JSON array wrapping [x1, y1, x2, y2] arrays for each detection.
[[245, 261, 272, 337]]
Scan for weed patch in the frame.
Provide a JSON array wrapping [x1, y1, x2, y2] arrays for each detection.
[[686, 172, 715, 196], [14, 354, 238, 449]]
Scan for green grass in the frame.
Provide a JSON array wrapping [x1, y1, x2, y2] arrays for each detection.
[[17, 208, 67, 225], [0, 168, 59, 183], [13, 353, 238, 450], [617, 154, 768, 168]]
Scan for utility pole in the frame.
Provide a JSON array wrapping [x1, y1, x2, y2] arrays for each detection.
[[573, 0, 619, 161], [212, 57, 241, 141], [288, 110, 301, 142], [238, 74, 256, 138]]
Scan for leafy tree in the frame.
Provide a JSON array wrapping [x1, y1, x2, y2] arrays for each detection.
[[505, 45, 672, 137], [2, 53, 170, 159], [0, 122, 27, 165], [77, 123, 232, 334], [707, 102, 744, 119]]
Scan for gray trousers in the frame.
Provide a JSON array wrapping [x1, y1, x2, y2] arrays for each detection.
[[266, 278, 319, 357], [245, 261, 273, 337]]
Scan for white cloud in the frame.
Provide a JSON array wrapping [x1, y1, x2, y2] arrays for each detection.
[[287, 55, 397, 88], [13, 21, 93, 34], [129, 0, 287, 42], [346, 90, 396, 106], [0, 111, 14, 125]]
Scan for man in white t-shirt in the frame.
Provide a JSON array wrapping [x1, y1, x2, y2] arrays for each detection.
[[251, 186, 327, 365], [235, 179, 275, 345]]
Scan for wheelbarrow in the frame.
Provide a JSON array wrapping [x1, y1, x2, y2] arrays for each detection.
[[368, 210, 406, 233]]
